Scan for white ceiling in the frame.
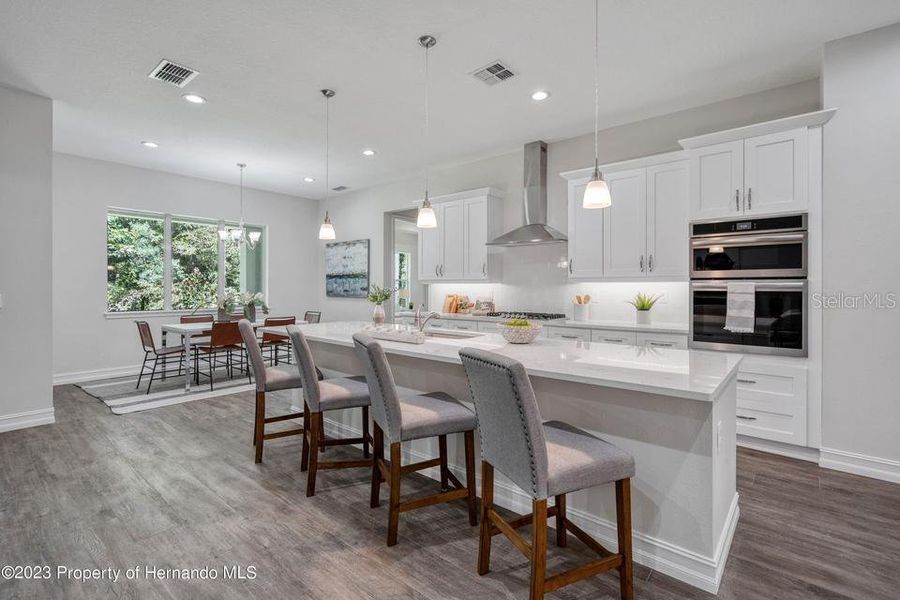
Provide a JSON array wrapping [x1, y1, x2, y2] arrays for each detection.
[[2, 1, 899, 199]]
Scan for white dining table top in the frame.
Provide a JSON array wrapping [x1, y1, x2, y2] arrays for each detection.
[[161, 320, 304, 335]]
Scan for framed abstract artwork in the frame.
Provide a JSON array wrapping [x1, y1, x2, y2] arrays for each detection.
[[325, 239, 370, 298]]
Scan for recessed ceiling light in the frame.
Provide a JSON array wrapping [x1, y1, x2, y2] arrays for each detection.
[[531, 90, 551, 101], [182, 93, 206, 104], [362, 149, 376, 157], [140, 140, 159, 148], [303, 176, 315, 183]]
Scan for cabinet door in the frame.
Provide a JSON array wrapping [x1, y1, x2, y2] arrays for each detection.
[[636, 332, 688, 349], [646, 160, 689, 278], [602, 168, 647, 278], [463, 197, 488, 279], [418, 204, 442, 281], [567, 180, 604, 278], [546, 327, 592, 342], [744, 128, 807, 216], [440, 201, 465, 279], [591, 329, 638, 345], [689, 140, 744, 220]]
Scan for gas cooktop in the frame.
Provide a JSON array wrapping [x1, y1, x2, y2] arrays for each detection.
[[486, 311, 566, 321]]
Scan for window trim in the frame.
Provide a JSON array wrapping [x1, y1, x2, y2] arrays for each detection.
[[106, 207, 266, 315]]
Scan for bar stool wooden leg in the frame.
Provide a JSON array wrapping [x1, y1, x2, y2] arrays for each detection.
[[438, 434, 450, 491], [254, 392, 265, 464], [300, 403, 310, 472], [477, 461, 494, 575], [362, 406, 371, 459], [530, 498, 548, 600], [464, 430, 478, 526], [306, 412, 321, 497], [616, 478, 634, 600], [555, 494, 567, 547], [387, 442, 402, 546], [370, 423, 384, 508]]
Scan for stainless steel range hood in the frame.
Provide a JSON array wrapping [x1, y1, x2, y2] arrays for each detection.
[[487, 140, 567, 246]]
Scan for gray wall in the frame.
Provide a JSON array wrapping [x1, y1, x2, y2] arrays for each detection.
[[317, 79, 820, 321], [0, 85, 53, 429], [822, 24, 900, 466]]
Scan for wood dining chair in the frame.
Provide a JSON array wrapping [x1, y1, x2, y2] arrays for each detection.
[[260, 316, 295, 365], [303, 311, 322, 324], [134, 321, 186, 394], [195, 321, 250, 390]]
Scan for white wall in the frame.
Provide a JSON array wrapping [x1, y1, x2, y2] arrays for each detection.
[[318, 80, 820, 321], [0, 85, 54, 430], [52, 154, 320, 381], [821, 24, 900, 472]]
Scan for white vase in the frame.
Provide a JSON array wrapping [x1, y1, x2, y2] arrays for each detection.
[[372, 304, 385, 325], [636, 310, 651, 325]]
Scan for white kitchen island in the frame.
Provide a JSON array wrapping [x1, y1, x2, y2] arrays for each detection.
[[273, 321, 741, 594]]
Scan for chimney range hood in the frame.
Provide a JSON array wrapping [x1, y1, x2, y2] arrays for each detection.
[[487, 140, 567, 246]]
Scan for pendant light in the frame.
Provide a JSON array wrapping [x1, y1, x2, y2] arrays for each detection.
[[318, 89, 337, 240], [582, 0, 611, 209], [219, 163, 261, 248], [416, 35, 437, 229]]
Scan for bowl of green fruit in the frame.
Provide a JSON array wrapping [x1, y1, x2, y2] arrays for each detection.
[[498, 318, 542, 344]]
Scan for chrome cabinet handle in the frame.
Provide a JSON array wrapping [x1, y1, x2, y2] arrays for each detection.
[[735, 189, 740, 211], [482, 262, 486, 276], [649, 254, 653, 272], [737, 415, 757, 421], [438, 264, 444, 277], [648, 341, 673, 347], [737, 378, 757, 384], [640, 255, 644, 272], [560, 334, 580, 339], [568, 257, 574, 275], [603, 337, 624, 343], [435, 265, 439, 277], [747, 187, 752, 210]]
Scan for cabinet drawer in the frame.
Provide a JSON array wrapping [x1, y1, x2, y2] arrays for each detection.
[[477, 321, 500, 333], [449, 320, 478, 332], [636, 332, 687, 349], [590, 329, 637, 345], [735, 358, 807, 445], [547, 327, 592, 342]]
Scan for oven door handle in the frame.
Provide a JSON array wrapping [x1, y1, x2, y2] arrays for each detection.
[[691, 281, 807, 291], [690, 233, 806, 248]]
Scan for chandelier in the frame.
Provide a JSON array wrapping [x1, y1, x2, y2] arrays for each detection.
[[219, 162, 261, 249]]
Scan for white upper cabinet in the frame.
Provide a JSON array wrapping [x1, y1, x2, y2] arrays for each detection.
[[689, 140, 744, 220], [744, 129, 807, 215], [567, 180, 605, 278], [646, 160, 689, 278], [562, 151, 689, 281], [684, 124, 812, 220], [417, 188, 503, 283], [603, 168, 647, 278]]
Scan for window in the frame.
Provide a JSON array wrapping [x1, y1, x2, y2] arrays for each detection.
[[106, 210, 266, 313]]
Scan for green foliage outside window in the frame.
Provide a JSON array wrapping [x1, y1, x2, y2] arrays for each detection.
[[106, 214, 165, 311]]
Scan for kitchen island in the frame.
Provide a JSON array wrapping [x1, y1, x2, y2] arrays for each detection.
[[275, 321, 741, 593]]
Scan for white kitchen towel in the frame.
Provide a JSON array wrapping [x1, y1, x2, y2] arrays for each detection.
[[724, 281, 756, 333]]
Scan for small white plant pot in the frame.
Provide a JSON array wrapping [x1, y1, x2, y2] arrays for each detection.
[[573, 303, 590, 322], [635, 310, 651, 325]]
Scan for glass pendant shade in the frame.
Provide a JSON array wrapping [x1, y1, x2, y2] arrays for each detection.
[[583, 173, 611, 209], [318, 211, 336, 240], [247, 230, 261, 244], [416, 200, 437, 228]]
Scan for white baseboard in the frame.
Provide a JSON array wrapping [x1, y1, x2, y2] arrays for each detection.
[[323, 417, 734, 594], [53, 364, 141, 386], [819, 447, 900, 485], [737, 435, 820, 463], [0, 408, 56, 433]]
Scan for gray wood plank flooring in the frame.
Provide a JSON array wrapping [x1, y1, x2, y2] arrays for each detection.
[[1, 385, 897, 599]]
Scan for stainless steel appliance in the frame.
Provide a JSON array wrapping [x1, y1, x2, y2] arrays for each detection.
[[486, 311, 566, 321], [689, 213, 808, 357], [690, 213, 807, 279]]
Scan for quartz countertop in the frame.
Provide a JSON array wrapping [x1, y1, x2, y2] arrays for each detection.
[[394, 311, 688, 334], [266, 321, 740, 402]]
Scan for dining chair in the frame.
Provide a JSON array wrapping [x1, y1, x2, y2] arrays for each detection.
[[303, 311, 322, 324], [195, 321, 250, 390], [260, 316, 295, 365], [459, 348, 635, 600], [134, 321, 186, 394], [353, 333, 478, 546]]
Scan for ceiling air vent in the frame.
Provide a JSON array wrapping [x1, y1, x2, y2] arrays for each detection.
[[332, 185, 348, 192], [470, 61, 516, 86], [147, 59, 199, 88]]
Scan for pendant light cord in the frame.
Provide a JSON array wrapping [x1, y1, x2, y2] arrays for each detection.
[[423, 41, 430, 200], [325, 94, 330, 204], [593, 0, 600, 174]]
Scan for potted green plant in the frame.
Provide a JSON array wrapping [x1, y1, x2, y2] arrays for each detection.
[[239, 292, 269, 322], [627, 292, 662, 324], [367, 285, 395, 325]]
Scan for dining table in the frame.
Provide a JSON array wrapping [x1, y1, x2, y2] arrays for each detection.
[[160, 319, 305, 391]]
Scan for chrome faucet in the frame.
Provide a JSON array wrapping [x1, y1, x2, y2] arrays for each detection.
[[414, 304, 439, 332]]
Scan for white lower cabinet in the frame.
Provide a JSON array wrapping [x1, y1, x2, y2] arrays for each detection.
[[735, 358, 807, 446], [546, 327, 592, 342], [590, 329, 637, 345], [448, 320, 478, 332], [477, 321, 500, 333], [636, 332, 688, 349]]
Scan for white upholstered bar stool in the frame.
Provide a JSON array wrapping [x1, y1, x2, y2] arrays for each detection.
[[353, 333, 478, 547], [285, 325, 372, 497], [459, 347, 636, 600]]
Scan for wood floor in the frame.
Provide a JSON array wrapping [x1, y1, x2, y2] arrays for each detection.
[[1, 385, 898, 599]]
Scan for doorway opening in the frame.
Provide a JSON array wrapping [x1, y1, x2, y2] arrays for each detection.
[[384, 209, 425, 323]]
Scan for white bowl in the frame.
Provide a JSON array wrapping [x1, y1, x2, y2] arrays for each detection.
[[498, 322, 542, 344]]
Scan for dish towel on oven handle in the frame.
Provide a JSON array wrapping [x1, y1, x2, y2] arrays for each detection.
[[724, 281, 756, 333]]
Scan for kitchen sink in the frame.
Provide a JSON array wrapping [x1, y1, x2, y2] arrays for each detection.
[[423, 329, 483, 339]]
